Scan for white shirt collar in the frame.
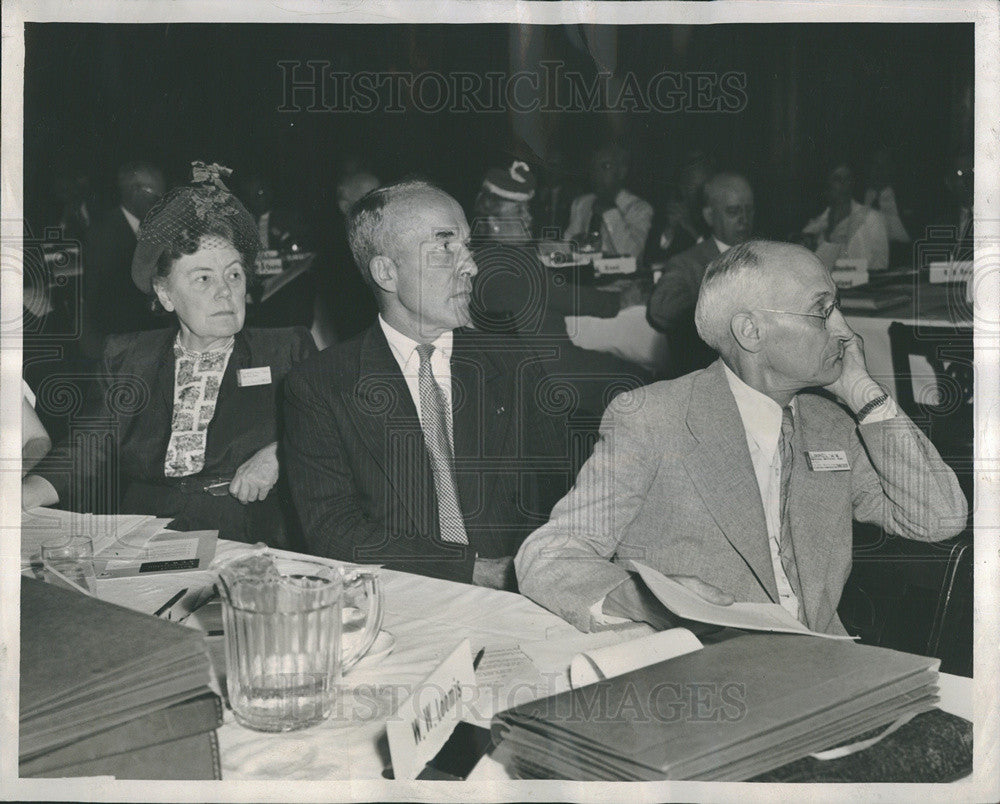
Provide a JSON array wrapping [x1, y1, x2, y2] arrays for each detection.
[[378, 315, 453, 370], [722, 362, 792, 460], [713, 237, 732, 255], [120, 205, 141, 235]]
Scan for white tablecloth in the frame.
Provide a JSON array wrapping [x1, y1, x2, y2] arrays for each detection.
[[88, 539, 972, 783]]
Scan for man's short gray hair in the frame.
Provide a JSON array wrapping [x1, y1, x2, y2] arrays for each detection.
[[346, 178, 440, 293], [694, 240, 776, 352]]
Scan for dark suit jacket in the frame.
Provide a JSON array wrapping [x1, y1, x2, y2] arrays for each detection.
[[470, 239, 619, 337], [83, 208, 162, 341], [33, 326, 316, 544], [283, 323, 572, 585], [646, 238, 721, 377]]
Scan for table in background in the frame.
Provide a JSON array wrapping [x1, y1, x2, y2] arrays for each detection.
[[566, 281, 974, 391], [89, 539, 971, 781], [843, 281, 973, 401]]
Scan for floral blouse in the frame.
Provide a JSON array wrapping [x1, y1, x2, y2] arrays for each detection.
[[163, 335, 235, 477]]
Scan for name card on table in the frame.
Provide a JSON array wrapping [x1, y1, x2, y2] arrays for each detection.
[[929, 260, 973, 284], [386, 638, 476, 779], [831, 259, 869, 288]]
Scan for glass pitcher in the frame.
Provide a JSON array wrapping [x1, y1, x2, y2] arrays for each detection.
[[213, 548, 383, 732]]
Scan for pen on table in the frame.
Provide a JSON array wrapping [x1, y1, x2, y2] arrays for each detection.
[[154, 587, 188, 618], [472, 647, 486, 671]]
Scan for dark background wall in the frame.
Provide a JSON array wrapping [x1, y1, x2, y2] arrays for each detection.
[[24, 22, 973, 239]]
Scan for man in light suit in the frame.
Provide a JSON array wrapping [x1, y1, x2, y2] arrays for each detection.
[[647, 172, 754, 376], [284, 180, 569, 589], [516, 240, 967, 635]]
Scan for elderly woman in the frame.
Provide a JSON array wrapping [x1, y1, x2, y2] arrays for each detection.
[[469, 161, 649, 417], [23, 163, 316, 546]]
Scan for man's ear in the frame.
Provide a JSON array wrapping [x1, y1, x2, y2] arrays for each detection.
[[152, 279, 175, 313], [369, 255, 397, 294], [702, 204, 714, 230], [730, 312, 763, 353]]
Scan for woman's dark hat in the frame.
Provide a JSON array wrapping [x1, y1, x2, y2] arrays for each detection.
[[131, 161, 260, 294]]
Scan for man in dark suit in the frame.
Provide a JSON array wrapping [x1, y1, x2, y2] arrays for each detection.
[[284, 180, 570, 589], [647, 172, 754, 377], [83, 161, 165, 351]]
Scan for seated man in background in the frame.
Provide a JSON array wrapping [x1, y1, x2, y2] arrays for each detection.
[[516, 240, 967, 635], [284, 179, 569, 590], [470, 161, 648, 417], [83, 160, 165, 353], [647, 171, 754, 377], [643, 149, 716, 273], [802, 162, 889, 272], [564, 141, 653, 262]]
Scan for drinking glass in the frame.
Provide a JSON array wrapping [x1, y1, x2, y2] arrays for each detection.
[[40, 536, 96, 592]]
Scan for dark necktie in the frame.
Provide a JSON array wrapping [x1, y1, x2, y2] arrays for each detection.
[[416, 344, 468, 545], [779, 406, 806, 623]]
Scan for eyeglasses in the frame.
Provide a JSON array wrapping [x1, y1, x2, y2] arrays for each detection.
[[757, 298, 842, 326]]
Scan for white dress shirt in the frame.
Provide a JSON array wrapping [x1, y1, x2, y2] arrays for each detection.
[[258, 210, 271, 250], [802, 200, 889, 272], [378, 316, 455, 449], [564, 188, 654, 260], [722, 364, 801, 619], [712, 237, 733, 256], [121, 205, 141, 235]]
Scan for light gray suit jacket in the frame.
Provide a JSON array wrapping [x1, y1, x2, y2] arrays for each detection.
[[515, 361, 968, 635]]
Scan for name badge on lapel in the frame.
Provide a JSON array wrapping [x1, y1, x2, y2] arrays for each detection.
[[806, 450, 850, 472], [238, 366, 272, 387]]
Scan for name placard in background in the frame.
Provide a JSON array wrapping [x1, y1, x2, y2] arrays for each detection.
[[386, 638, 476, 780], [928, 260, 973, 284]]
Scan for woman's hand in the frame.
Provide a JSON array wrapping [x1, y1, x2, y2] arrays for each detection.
[[229, 442, 279, 504]]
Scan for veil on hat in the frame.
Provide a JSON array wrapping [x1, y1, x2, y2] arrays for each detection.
[[130, 161, 261, 295]]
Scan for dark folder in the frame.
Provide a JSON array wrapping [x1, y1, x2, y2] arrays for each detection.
[[20, 691, 222, 776], [20, 577, 217, 769], [492, 633, 941, 782]]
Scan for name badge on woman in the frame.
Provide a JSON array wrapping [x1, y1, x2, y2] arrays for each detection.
[[238, 366, 272, 387]]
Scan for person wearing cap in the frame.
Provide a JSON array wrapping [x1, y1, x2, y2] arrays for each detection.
[[470, 161, 649, 418], [23, 162, 316, 547], [563, 142, 654, 261]]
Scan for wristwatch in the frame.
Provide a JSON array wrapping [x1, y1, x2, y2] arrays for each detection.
[[856, 393, 890, 423]]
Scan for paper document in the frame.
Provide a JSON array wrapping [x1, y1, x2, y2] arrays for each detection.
[[474, 645, 535, 688], [570, 628, 702, 689], [464, 645, 541, 726], [21, 509, 159, 566], [632, 562, 856, 641]]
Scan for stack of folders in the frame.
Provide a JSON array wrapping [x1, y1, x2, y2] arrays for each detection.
[[19, 577, 223, 779], [491, 633, 940, 781]]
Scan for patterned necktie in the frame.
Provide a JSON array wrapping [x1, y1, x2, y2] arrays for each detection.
[[779, 406, 806, 623], [416, 344, 469, 545]]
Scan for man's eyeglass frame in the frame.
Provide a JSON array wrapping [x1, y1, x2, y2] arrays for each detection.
[[756, 298, 842, 325]]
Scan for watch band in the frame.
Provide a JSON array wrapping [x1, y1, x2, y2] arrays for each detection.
[[856, 392, 890, 422]]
